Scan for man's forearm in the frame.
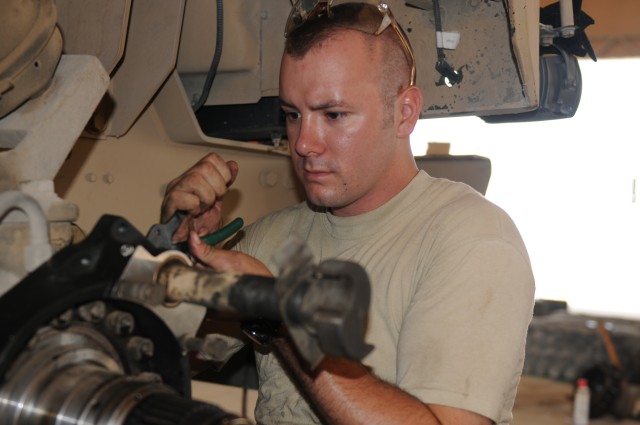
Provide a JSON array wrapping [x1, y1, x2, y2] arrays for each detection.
[[305, 358, 439, 424], [272, 338, 441, 425]]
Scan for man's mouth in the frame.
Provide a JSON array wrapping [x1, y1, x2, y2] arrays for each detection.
[[302, 168, 331, 181]]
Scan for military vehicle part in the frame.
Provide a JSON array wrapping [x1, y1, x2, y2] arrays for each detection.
[[0, 0, 62, 119], [153, 236, 373, 368], [0, 215, 371, 424]]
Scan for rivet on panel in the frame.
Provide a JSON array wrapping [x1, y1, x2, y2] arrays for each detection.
[[259, 169, 279, 188]]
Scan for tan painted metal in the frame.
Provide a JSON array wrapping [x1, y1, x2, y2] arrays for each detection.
[[0, 55, 108, 190], [0, 55, 109, 291], [54, 101, 303, 236], [541, 0, 640, 58], [55, 0, 131, 74], [0, 0, 63, 118]]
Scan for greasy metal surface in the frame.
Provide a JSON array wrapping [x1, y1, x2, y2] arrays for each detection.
[[146, 211, 187, 251], [272, 237, 373, 368], [113, 245, 206, 339], [402, 0, 538, 117], [114, 246, 191, 306], [158, 262, 241, 310]]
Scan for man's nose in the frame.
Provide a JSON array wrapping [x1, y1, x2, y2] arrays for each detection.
[[293, 117, 325, 157]]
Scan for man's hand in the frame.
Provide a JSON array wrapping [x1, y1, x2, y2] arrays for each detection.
[[161, 153, 239, 243], [188, 231, 273, 277]]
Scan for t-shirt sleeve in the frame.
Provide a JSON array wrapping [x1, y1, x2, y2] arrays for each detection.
[[396, 206, 535, 424]]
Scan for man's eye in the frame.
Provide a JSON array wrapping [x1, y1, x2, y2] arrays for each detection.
[[285, 111, 301, 121], [326, 112, 344, 120]]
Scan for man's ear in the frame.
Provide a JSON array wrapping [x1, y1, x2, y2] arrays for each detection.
[[396, 85, 423, 139]]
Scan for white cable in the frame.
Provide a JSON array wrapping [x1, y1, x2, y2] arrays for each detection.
[[0, 191, 53, 271]]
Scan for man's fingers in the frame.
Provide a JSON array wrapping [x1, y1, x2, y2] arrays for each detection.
[[188, 231, 272, 277], [161, 153, 239, 241], [162, 154, 238, 222], [227, 160, 239, 186], [192, 204, 223, 236], [170, 204, 223, 243], [171, 219, 192, 243], [197, 154, 235, 194], [161, 190, 204, 223]]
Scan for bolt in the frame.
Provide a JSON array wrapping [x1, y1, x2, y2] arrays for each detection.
[[180, 334, 241, 361], [51, 309, 74, 328], [180, 335, 204, 354], [127, 336, 154, 360], [107, 311, 135, 336], [85, 173, 97, 183], [77, 301, 106, 322], [102, 173, 114, 184], [120, 244, 135, 257]]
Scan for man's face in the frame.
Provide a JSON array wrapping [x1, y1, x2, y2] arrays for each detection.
[[280, 31, 403, 217]]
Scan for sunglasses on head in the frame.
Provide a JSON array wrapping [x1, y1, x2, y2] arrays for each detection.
[[285, 0, 416, 86]]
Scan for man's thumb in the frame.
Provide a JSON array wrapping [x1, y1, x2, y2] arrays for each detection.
[[188, 231, 220, 269]]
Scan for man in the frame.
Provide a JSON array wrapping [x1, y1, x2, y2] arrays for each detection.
[[162, 1, 535, 424]]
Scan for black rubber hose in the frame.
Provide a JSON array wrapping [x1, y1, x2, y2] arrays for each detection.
[[432, 0, 445, 61]]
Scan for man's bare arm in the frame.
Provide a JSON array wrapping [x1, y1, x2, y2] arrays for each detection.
[[273, 338, 492, 425]]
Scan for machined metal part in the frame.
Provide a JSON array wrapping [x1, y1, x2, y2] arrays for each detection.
[[111, 244, 209, 339], [157, 261, 278, 317], [0, 306, 174, 425], [274, 237, 374, 368], [0, 214, 372, 425], [180, 333, 246, 363], [0, 268, 245, 425], [156, 236, 373, 368], [145, 211, 187, 251], [112, 245, 192, 306]]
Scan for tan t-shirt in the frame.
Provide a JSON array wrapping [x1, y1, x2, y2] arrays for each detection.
[[236, 171, 535, 425]]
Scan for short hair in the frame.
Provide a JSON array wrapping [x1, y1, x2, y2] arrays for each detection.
[[284, 8, 412, 127]]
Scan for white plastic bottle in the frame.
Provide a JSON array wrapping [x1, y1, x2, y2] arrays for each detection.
[[573, 378, 591, 425]]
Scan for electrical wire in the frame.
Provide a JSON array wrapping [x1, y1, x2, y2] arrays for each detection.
[[192, 0, 224, 112], [432, 0, 463, 86]]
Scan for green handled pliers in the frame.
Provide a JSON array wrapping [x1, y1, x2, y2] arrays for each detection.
[[146, 212, 244, 251]]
